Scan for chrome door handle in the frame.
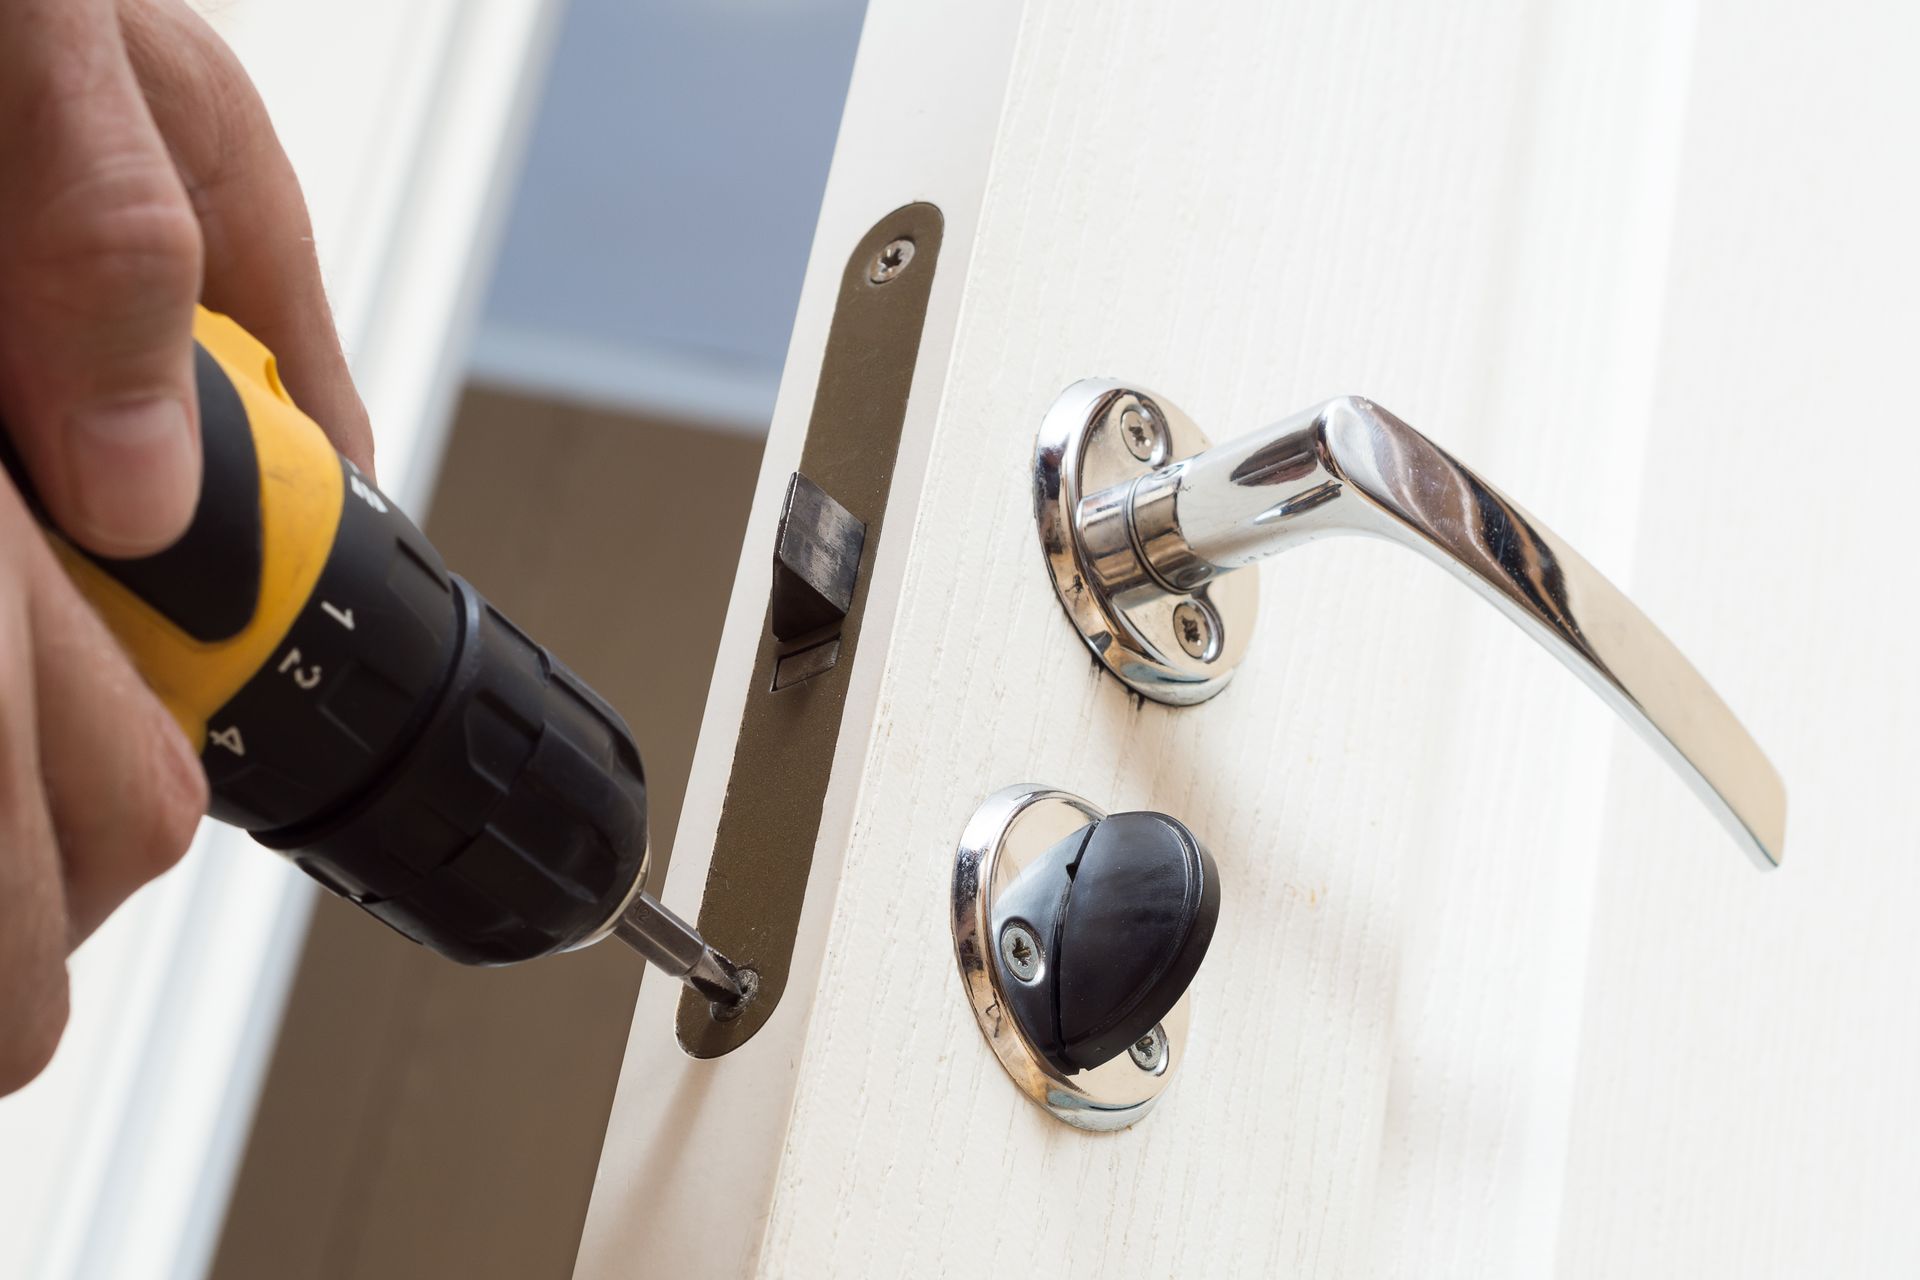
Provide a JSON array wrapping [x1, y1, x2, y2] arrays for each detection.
[[1034, 382, 1786, 869]]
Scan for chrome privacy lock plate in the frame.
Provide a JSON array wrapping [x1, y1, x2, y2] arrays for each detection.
[[950, 785, 1221, 1131]]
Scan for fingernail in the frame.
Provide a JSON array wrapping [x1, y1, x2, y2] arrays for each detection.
[[65, 398, 199, 555]]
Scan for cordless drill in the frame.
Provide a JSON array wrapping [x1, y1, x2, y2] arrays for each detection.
[[0, 306, 745, 1006]]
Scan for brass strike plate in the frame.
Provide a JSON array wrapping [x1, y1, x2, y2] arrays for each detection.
[[676, 203, 943, 1056]]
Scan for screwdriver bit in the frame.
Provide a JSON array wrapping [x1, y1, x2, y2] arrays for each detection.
[[613, 891, 748, 1007]]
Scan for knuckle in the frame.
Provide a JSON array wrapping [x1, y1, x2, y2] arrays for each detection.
[[131, 742, 206, 881], [28, 159, 202, 315], [125, 6, 279, 215], [0, 968, 69, 1096]]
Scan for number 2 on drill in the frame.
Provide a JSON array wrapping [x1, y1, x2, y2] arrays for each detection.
[[278, 647, 323, 691]]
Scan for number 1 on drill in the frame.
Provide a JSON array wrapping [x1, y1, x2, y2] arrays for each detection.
[[320, 601, 354, 630]]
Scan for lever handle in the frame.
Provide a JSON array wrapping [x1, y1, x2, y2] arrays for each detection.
[[1037, 385, 1785, 869]]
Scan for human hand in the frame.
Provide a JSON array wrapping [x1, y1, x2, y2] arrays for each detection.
[[0, 0, 370, 1093]]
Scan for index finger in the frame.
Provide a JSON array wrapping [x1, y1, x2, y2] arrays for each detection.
[[121, 0, 374, 474]]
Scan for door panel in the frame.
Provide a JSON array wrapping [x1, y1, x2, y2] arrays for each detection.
[[1560, 2, 1920, 1273], [579, 1, 1909, 1275], [744, 3, 1678, 1272]]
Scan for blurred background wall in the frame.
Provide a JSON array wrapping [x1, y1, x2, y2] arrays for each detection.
[[473, 0, 868, 431]]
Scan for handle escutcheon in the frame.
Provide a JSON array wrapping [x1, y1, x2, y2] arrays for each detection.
[[1035, 382, 1786, 869]]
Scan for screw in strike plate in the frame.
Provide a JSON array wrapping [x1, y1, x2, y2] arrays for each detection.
[[1172, 600, 1216, 661], [710, 966, 760, 1023], [1128, 1023, 1169, 1073], [868, 238, 915, 284], [999, 923, 1042, 982]]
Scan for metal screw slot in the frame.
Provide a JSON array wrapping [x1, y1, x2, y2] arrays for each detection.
[[868, 238, 915, 284], [1000, 923, 1042, 982], [710, 966, 760, 1023], [1172, 600, 1215, 661], [1121, 1028, 1167, 1074], [1128, 1023, 1169, 1073], [1118, 401, 1163, 462]]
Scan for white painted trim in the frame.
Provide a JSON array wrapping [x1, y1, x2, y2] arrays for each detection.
[[0, 4, 563, 1278], [467, 322, 777, 434]]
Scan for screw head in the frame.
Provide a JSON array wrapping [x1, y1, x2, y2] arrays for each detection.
[[710, 966, 760, 1023], [1128, 1023, 1169, 1073], [1118, 401, 1162, 462], [1172, 600, 1215, 661], [869, 238, 915, 284], [999, 923, 1042, 982]]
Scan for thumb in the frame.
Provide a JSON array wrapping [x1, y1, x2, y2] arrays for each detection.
[[0, 0, 203, 558]]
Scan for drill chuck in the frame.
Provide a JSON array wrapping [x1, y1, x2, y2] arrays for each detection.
[[255, 572, 652, 965]]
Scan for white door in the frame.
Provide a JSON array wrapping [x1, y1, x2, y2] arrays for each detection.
[[577, 1, 1920, 1275]]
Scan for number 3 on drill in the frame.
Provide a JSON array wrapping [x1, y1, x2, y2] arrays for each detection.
[[277, 647, 323, 691]]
